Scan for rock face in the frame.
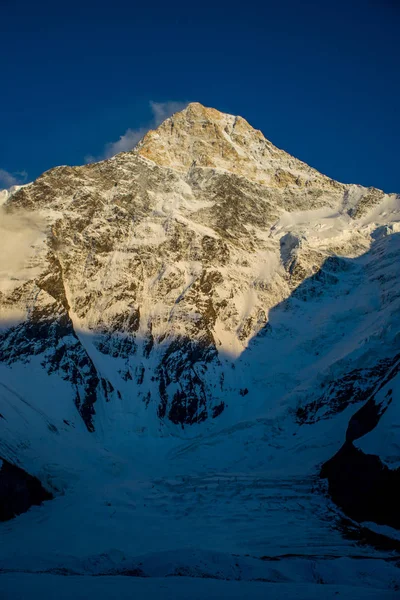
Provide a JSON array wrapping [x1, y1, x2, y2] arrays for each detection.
[[0, 458, 52, 521], [321, 355, 400, 529], [321, 442, 400, 530], [1, 102, 399, 436]]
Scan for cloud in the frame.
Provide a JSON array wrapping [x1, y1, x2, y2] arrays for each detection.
[[149, 101, 188, 126], [0, 169, 28, 191], [103, 126, 148, 158], [86, 100, 189, 163]]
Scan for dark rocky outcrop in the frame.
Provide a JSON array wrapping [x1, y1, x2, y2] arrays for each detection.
[[320, 357, 400, 530], [156, 336, 219, 426], [321, 442, 400, 529], [0, 458, 53, 522]]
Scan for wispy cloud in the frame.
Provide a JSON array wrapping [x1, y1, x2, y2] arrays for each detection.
[[149, 101, 189, 126], [0, 169, 28, 191], [86, 100, 188, 163]]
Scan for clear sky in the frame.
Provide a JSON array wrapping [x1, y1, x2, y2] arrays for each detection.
[[1, 0, 399, 192]]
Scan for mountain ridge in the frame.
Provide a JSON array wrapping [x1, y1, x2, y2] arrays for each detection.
[[1, 102, 399, 430]]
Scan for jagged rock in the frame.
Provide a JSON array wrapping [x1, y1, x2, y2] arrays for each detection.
[[0, 458, 52, 522], [321, 443, 400, 529], [0, 102, 399, 431]]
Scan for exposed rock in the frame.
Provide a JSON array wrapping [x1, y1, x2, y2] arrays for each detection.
[[0, 102, 399, 430], [320, 354, 400, 529], [321, 442, 400, 529], [0, 458, 53, 522]]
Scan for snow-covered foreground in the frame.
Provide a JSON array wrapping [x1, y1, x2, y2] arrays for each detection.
[[1, 411, 400, 597], [1, 574, 400, 600]]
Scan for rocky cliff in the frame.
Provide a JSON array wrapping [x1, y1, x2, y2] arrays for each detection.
[[1, 103, 398, 434]]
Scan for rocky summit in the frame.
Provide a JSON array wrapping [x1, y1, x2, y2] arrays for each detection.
[[0, 104, 399, 593]]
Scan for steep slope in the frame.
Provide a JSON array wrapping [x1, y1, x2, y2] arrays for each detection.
[[0, 103, 399, 593], [1, 103, 399, 434]]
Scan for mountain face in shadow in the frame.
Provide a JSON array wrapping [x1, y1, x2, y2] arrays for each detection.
[[0, 103, 399, 536]]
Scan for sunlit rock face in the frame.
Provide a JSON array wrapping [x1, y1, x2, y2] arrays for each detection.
[[0, 102, 399, 434]]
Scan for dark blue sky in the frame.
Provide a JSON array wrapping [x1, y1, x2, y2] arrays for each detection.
[[1, 0, 399, 191]]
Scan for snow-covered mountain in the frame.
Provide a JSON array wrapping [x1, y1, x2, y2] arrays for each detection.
[[0, 103, 399, 597]]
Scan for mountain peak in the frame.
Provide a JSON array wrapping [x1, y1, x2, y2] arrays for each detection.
[[134, 102, 286, 184], [134, 102, 335, 190]]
